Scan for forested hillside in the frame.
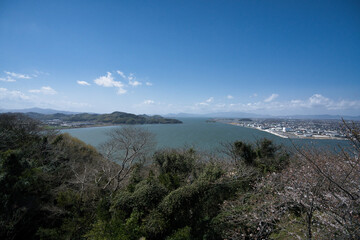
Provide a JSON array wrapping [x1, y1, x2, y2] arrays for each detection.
[[25, 111, 182, 124], [0, 113, 359, 239]]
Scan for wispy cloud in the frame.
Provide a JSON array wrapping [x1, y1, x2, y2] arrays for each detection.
[[77, 80, 91, 86], [227, 95, 234, 99], [117, 70, 127, 79], [29, 86, 57, 95], [264, 93, 279, 102], [233, 94, 360, 113], [288, 94, 360, 110], [94, 72, 126, 95], [146, 82, 153, 86], [0, 77, 16, 82], [185, 93, 360, 115], [128, 73, 142, 87], [197, 97, 214, 106], [0, 87, 91, 111], [117, 70, 142, 87], [33, 70, 50, 76], [129, 79, 142, 86], [206, 97, 214, 103], [5, 71, 32, 79], [0, 87, 31, 100], [143, 99, 155, 105]]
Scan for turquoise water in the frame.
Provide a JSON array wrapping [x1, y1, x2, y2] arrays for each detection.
[[62, 118, 349, 153]]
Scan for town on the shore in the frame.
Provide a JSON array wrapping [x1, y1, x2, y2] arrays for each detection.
[[214, 118, 357, 140]]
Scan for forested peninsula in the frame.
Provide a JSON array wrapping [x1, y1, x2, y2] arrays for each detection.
[[24, 111, 182, 127]]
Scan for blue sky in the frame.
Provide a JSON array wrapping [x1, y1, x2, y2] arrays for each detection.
[[0, 0, 359, 115]]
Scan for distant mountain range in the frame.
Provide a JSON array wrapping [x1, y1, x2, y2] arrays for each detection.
[[1, 108, 359, 121], [0, 107, 80, 115]]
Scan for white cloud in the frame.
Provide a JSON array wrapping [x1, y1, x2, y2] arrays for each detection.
[[250, 93, 258, 98], [128, 73, 134, 81], [196, 97, 214, 106], [77, 80, 91, 86], [146, 82, 153, 86], [0, 87, 31, 100], [308, 94, 330, 106], [117, 87, 127, 95], [264, 93, 279, 102], [0, 76, 16, 82], [128, 73, 142, 87], [94, 72, 121, 87], [0, 87, 93, 111], [129, 79, 142, 86], [206, 97, 214, 103], [116, 70, 142, 87], [223, 93, 360, 114], [187, 92, 359, 115], [5, 71, 31, 79], [143, 100, 155, 105], [289, 94, 360, 111], [94, 72, 126, 95], [117, 70, 127, 79], [29, 86, 57, 95], [227, 95, 234, 99]]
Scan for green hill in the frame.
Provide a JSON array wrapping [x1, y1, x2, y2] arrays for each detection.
[[26, 111, 182, 124]]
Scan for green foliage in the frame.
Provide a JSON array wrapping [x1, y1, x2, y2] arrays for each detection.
[[198, 162, 224, 182], [1, 113, 316, 240], [127, 163, 144, 192], [234, 141, 256, 165], [112, 179, 168, 214], [154, 149, 196, 176], [233, 138, 289, 173], [0, 149, 48, 240], [158, 172, 181, 190], [0, 113, 43, 151], [142, 210, 168, 238], [85, 211, 144, 240], [154, 148, 199, 190], [90, 149, 237, 240], [0, 113, 108, 240], [166, 226, 192, 240]]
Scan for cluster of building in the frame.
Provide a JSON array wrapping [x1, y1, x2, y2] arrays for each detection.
[[217, 118, 355, 139], [43, 119, 96, 128]]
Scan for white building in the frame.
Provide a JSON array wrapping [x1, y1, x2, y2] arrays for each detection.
[[283, 127, 292, 132]]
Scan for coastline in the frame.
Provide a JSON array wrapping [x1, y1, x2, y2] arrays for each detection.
[[227, 123, 288, 139], [226, 122, 347, 141], [45, 122, 182, 130]]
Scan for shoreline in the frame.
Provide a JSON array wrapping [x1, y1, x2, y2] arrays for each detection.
[[226, 122, 347, 141], [45, 122, 182, 130]]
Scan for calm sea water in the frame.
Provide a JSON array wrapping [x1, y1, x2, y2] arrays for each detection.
[[62, 118, 349, 153]]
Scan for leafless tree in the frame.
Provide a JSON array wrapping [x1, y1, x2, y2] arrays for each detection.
[[219, 121, 360, 239], [287, 120, 360, 239], [99, 126, 156, 191]]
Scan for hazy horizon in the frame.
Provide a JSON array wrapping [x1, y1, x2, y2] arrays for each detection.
[[1, 1, 359, 116]]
